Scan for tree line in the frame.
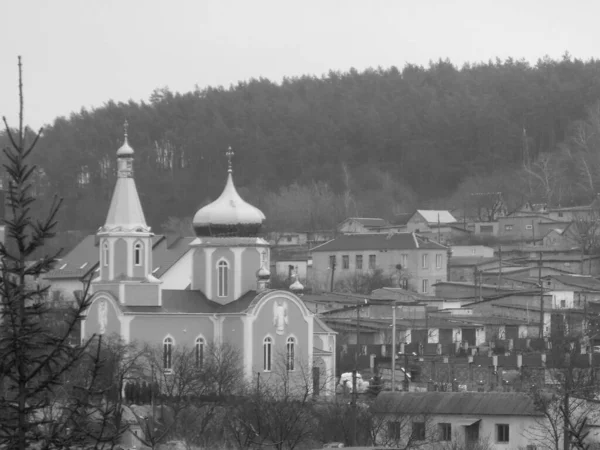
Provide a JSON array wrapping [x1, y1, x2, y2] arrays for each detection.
[[4, 54, 600, 237]]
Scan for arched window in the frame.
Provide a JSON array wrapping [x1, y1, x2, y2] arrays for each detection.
[[218, 260, 229, 297], [134, 242, 143, 266], [163, 336, 173, 371], [195, 337, 205, 368], [286, 337, 296, 371], [263, 337, 272, 371], [102, 242, 109, 267]]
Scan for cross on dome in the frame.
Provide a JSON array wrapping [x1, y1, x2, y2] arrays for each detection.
[[123, 120, 129, 142], [116, 119, 134, 157], [226, 146, 234, 173]]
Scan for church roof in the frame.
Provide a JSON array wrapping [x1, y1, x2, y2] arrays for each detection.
[[45, 235, 172, 280], [102, 177, 149, 233], [151, 236, 195, 278], [122, 290, 259, 314], [314, 316, 336, 334]]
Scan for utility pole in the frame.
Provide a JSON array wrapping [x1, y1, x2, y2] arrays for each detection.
[[352, 298, 367, 446], [330, 257, 336, 292], [538, 253, 544, 339], [497, 245, 503, 290], [391, 303, 396, 392]]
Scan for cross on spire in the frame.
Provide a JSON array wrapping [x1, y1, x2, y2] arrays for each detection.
[[123, 120, 129, 143], [226, 146, 234, 173]]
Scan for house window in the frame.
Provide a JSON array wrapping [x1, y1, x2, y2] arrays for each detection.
[[412, 422, 426, 441], [560, 299, 566, 308], [286, 236, 292, 242], [496, 424, 509, 443], [356, 255, 363, 270], [422, 254, 429, 269], [369, 255, 376, 269], [504, 224, 513, 231], [329, 255, 336, 270], [286, 337, 295, 371], [134, 242, 142, 266], [195, 337, 205, 368], [387, 421, 401, 440], [342, 255, 349, 270], [438, 423, 451, 441], [401, 279, 409, 289], [401, 254, 408, 268], [218, 260, 229, 297], [263, 337, 272, 371], [480, 225, 493, 233], [436, 254, 442, 269], [558, 212, 564, 218], [422, 279, 429, 293], [526, 224, 533, 230], [103, 242, 109, 267], [163, 337, 173, 371]]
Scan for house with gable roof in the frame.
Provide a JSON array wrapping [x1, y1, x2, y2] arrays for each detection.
[[76, 129, 336, 395], [310, 233, 449, 295]]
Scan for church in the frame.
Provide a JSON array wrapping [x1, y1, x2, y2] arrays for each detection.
[[77, 126, 336, 394]]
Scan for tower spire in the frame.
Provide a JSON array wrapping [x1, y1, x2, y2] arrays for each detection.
[[226, 146, 234, 173], [123, 119, 129, 144]]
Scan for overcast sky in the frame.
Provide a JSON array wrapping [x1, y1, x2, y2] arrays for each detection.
[[2, 0, 599, 129]]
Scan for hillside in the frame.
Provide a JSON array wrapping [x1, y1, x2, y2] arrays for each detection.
[[4, 55, 600, 234]]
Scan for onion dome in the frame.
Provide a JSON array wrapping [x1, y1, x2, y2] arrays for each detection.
[[256, 264, 271, 280], [116, 121, 134, 157], [290, 278, 304, 294], [193, 147, 265, 237]]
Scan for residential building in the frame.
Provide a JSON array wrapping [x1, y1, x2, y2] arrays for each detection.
[[310, 233, 448, 295], [337, 217, 390, 234], [405, 210, 457, 234], [465, 221, 500, 236], [78, 130, 337, 394], [372, 391, 543, 449], [271, 246, 311, 281]]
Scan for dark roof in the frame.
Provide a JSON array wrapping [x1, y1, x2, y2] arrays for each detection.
[[345, 217, 388, 228], [45, 235, 99, 279], [448, 256, 500, 267], [151, 236, 195, 278], [546, 275, 600, 291], [311, 233, 446, 252], [373, 392, 541, 416], [122, 290, 258, 314]]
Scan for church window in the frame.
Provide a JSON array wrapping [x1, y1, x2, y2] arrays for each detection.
[[286, 337, 296, 371], [163, 336, 173, 371], [263, 336, 272, 371], [134, 242, 143, 266], [195, 337, 205, 368], [102, 242, 109, 267], [218, 260, 229, 297]]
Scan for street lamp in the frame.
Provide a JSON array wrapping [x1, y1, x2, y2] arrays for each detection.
[[352, 298, 368, 446]]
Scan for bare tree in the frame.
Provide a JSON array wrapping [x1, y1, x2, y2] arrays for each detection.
[[566, 207, 600, 274], [224, 352, 332, 450], [134, 340, 242, 449]]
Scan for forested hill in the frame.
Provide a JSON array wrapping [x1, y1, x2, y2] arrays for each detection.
[[7, 56, 600, 234]]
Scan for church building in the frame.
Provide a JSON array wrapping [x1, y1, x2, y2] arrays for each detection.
[[80, 126, 336, 394]]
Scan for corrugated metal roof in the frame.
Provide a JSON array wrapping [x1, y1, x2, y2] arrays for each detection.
[[311, 233, 446, 253], [548, 275, 600, 291], [373, 392, 541, 416]]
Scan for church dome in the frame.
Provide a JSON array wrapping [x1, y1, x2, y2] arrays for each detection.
[[193, 147, 265, 237], [116, 121, 134, 157]]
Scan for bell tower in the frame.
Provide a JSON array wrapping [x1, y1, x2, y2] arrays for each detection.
[[93, 122, 161, 305]]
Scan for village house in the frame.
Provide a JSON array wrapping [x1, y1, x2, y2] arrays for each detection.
[[310, 233, 448, 295], [372, 391, 544, 449], [405, 210, 457, 234], [337, 217, 400, 234]]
